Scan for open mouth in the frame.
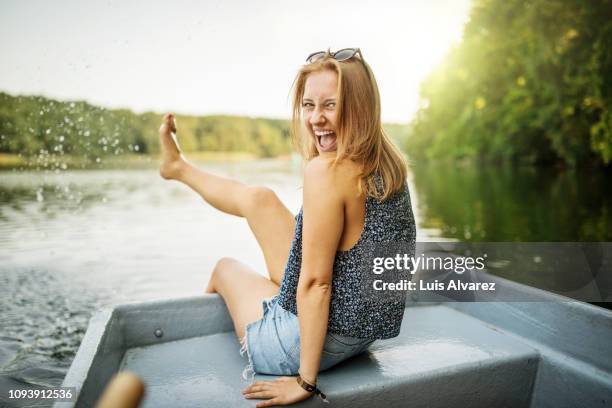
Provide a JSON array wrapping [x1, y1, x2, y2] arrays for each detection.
[[314, 131, 337, 152]]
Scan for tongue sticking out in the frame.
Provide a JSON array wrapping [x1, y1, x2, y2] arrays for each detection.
[[319, 133, 337, 151]]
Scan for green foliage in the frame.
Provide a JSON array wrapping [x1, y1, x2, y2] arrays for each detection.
[[407, 0, 612, 167], [0, 92, 294, 159]]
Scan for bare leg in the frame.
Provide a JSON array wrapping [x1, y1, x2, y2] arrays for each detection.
[[158, 113, 296, 285], [205, 257, 279, 339]]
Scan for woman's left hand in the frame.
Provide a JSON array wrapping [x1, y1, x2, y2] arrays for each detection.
[[242, 376, 312, 407]]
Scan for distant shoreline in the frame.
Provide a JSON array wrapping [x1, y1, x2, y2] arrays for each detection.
[[0, 151, 295, 170]]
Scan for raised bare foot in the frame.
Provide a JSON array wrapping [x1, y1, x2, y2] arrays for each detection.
[[159, 113, 186, 180]]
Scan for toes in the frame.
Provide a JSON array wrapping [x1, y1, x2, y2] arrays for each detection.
[[160, 113, 177, 134], [162, 113, 174, 126], [164, 113, 177, 132]]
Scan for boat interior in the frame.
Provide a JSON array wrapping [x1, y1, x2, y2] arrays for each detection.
[[55, 274, 612, 408]]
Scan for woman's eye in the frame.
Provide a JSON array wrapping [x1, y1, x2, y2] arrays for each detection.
[[301, 102, 334, 109]]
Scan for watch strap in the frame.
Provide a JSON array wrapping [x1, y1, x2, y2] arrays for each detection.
[[297, 375, 329, 403]]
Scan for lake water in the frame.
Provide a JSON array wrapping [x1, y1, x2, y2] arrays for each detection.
[[1, 158, 610, 407], [411, 162, 612, 242]]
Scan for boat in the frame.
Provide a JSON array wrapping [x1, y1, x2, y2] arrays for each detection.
[[54, 270, 612, 407]]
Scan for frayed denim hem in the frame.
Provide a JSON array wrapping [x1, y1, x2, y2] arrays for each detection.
[[239, 331, 255, 382]]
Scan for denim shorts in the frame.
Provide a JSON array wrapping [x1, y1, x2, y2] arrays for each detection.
[[239, 294, 376, 380]]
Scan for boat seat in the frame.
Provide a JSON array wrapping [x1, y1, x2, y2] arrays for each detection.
[[119, 303, 539, 408]]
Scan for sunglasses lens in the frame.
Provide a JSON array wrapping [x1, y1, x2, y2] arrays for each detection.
[[333, 49, 357, 61], [306, 52, 326, 63]]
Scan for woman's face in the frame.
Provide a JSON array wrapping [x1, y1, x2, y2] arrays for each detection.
[[302, 70, 338, 154]]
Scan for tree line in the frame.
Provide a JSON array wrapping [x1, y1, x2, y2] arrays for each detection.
[[0, 92, 293, 160], [0, 92, 409, 163]]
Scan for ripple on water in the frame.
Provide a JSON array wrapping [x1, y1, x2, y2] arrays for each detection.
[[0, 268, 106, 375]]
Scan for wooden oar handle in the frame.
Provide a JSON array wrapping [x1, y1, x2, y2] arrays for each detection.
[[95, 371, 145, 408]]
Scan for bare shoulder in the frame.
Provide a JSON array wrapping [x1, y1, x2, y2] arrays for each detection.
[[304, 156, 362, 198], [304, 155, 334, 178]]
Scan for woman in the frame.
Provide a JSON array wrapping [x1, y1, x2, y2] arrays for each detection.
[[158, 48, 416, 407]]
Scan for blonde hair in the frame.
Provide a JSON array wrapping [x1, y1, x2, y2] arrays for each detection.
[[290, 52, 407, 201]]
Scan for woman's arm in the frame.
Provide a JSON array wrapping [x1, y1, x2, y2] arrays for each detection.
[[296, 156, 345, 383], [242, 156, 344, 407]]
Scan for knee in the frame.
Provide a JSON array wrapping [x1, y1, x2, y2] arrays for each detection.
[[213, 256, 238, 273], [247, 186, 279, 213], [211, 257, 238, 281]]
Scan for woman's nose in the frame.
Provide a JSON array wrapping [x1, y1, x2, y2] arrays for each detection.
[[310, 109, 326, 125]]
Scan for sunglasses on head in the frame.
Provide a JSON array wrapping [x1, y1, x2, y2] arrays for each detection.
[[306, 48, 363, 64]]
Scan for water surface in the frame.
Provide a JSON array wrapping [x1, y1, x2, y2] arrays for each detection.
[[1, 158, 610, 407]]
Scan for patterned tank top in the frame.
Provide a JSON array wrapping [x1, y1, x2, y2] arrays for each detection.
[[276, 174, 416, 339]]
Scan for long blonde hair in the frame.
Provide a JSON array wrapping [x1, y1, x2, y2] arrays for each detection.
[[290, 52, 407, 201]]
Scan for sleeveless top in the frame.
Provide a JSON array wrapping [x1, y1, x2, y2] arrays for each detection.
[[276, 174, 416, 339]]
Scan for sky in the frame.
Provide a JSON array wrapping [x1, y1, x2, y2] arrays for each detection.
[[0, 0, 472, 123]]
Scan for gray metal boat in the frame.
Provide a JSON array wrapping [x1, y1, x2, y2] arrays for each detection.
[[55, 273, 612, 408]]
